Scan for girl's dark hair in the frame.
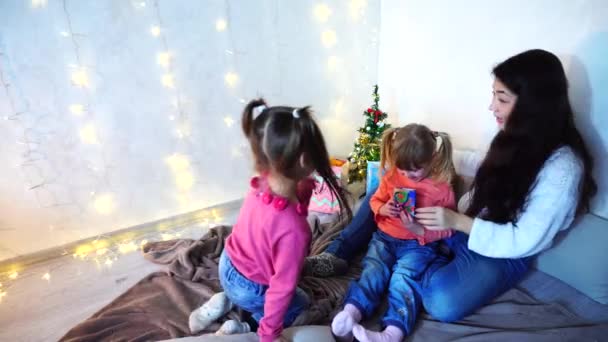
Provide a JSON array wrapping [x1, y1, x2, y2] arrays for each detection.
[[242, 98, 352, 220], [380, 124, 456, 184], [467, 49, 597, 223]]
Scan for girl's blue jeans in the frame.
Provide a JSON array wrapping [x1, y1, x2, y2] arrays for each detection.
[[219, 250, 310, 326], [328, 189, 530, 325]]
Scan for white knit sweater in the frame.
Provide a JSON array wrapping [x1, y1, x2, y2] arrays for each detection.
[[466, 146, 583, 258]]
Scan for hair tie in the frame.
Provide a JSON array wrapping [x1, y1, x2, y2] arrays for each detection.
[[292, 108, 300, 118], [253, 105, 267, 118], [435, 132, 443, 151], [392, 129, 399, 141], [432, 131, 439, 139]]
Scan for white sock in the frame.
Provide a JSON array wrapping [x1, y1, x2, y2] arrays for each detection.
[[215, 319, 251, 335], [352, 324, 404, 342], [189, 292, 233, 334], [331, 303, 362, 337]]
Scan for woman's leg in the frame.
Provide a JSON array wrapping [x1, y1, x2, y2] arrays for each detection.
[[421, 233, 531, 322], [325, 190, 378, 260], [306, 189, 379, 277]]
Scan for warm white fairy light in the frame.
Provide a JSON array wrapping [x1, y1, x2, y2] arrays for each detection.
[[71, 68, 90, 88], [166, 154, 190, 172], [118, 241, 138, 254], [8, 271, 18, 280], [333, 97, 346, 116], [60, 31, 70, 37], [79, 124, 99, 144], [349, 0, 367, 21], [157, 51, 171, 68], [321, 29, 337, 48], [0, 291, 6, 301], [168, 115, 175, 121], [215, 19, 227, 32], [175, 171, 194, 190], [31, 0, 47, 8], [224, 117, 235, 127], [105, 258, 113, 267], [42, 272, 51, 281], [314, 3, 332, 22], [69, 104, 85, 115], [96, 248, 108, 256], [161, 233, 175, 241], [150, 26, 161, 37], [161, 74, 175, 88], [224, 72, 239, 88], [93, 193, 115, 215], [327, 55, 341, 71]]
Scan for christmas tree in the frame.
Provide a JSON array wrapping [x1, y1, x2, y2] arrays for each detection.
[[347, 85, 391, 183]]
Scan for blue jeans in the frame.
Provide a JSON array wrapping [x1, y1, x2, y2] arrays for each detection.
[[328, 187, 531, 323], [345, 231, 444, 334], [219, 250, 310, 326], [325, 190, 377, 260]]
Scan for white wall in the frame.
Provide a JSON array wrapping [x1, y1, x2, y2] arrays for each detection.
[[378, 0, 608, 218], [0, 0, 380, 260]]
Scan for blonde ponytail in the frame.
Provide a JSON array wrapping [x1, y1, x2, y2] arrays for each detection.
[[430, 131, 456, 184]]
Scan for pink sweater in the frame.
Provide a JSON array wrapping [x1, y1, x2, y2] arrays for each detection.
[[225, 177, 314, 342]]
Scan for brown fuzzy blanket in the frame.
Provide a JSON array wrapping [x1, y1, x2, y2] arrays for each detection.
[[59, 219, 608, 341]]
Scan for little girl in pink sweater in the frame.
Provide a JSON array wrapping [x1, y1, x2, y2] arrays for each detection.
[[189, 99, 351, 342]]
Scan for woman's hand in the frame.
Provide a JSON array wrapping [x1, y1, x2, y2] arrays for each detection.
[[379, 200, 400, 218], [415, 207, 474, 234]]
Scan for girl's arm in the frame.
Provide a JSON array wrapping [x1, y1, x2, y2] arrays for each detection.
[[370, 170, 400, 218], [421, 186, 457, 241], [258, 228, 310, 342]]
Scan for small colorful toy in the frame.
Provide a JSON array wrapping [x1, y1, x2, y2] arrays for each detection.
[[393, 188, 416, 219]]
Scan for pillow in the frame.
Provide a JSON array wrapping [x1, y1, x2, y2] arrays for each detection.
[[534, 213, 608, 304]]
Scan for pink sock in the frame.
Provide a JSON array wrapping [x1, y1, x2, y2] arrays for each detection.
[[331, 304, 362, 337], [352, 324, 404, 342]]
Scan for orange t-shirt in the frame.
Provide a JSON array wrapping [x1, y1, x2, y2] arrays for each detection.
[[369, 168, 456, 244]]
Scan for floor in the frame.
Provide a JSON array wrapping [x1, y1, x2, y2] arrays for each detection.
[[0, 202, 241, 342]]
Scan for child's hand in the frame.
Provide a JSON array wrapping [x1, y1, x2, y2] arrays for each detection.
[[399, 211, 425, 235], [379, 200, 400, 218]]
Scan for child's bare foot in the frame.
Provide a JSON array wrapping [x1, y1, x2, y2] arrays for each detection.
[[189, 292, 233, 333], [352, 324, 404, 342]]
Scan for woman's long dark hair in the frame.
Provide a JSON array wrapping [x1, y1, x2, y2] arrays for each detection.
[[466, 49, 597, 223]]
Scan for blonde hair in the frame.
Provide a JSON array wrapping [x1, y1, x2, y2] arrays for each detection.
[[380, 124, 456, 184]]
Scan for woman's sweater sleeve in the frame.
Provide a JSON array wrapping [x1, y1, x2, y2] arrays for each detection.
[[467, 147, 583, 258]]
